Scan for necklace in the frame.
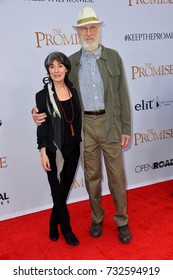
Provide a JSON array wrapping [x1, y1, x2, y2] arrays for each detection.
[[58, 87, 75, 136]]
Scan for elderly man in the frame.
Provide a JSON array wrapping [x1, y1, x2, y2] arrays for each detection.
[[32, 7, 132, 243]]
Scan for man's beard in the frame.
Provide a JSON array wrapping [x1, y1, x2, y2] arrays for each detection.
[[79, 33, 101, 52]]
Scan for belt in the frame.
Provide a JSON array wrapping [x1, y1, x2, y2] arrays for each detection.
[[84, 110, 105, 116]]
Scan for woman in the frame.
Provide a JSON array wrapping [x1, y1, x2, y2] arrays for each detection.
[[35, 52, 82, 246]]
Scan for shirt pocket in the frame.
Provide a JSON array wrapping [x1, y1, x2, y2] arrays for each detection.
[[107, 66, 121, 91]]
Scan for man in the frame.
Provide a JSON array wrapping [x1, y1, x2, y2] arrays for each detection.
[[33, 7, 132, 243]]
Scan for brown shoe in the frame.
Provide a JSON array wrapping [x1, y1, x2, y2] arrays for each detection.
[[118, 225, 132, 243], [90, 221, 103, 238]]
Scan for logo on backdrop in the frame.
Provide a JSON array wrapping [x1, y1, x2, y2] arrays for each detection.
[[135, 158, 173, 173], [131, 63, 173, 80], [134, 96, 173, 111], [124, 32, 173, 42], [35, 29, 79, 48], [134, 128, 173, 146], [128, 0, 173, 6], [0, 157, 7, 168], [72, 177, 85, 189], [0, 120, 8, 169], [0, 192, 10, 206], [25, 0, 95, 3]]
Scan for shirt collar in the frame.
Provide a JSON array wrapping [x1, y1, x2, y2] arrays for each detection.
[[81, 45, 101, 59]]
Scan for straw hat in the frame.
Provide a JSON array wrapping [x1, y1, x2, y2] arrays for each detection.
[[73, 7, 103, 27]]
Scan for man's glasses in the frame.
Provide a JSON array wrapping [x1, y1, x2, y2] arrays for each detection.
[[78, 26, 99, 33]]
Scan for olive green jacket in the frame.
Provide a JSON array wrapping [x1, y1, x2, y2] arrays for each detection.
[[69, 45, 131, 143]]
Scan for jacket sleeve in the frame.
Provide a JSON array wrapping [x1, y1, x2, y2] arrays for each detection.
[[35, 89, 49, 150], [117, 54, 131, 136]]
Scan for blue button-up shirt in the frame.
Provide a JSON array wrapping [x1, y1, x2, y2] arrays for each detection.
[[78, 47, 105, 111]]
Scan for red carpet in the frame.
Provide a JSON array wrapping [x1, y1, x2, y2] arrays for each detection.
[[0, 180, 173, 260]]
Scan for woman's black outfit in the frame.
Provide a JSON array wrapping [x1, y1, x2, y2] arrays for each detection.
[[36, 80, 82, 245]]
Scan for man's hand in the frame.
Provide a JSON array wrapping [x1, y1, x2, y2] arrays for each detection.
[[121, 134, 131, 148], [32, 106, 47, 126]]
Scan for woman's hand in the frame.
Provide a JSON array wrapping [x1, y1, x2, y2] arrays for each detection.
[[41, 152, 51, 172], [32, 106, 47, 126]]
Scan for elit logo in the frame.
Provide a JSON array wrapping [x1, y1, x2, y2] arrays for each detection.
[[0, 192, 10, 206], [134, 96, 173, 111], [135, 97, 161, 111]]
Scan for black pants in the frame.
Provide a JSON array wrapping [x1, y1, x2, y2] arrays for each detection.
[[46, 143, 80, 234]]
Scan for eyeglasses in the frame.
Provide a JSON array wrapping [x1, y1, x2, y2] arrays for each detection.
[[78, 26, 99, 33]]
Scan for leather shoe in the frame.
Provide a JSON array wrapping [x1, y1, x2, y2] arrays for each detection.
[[63, 231, 79, 246], [118, 225, 132, 243], [90, 221, 103, 238], [49, 225, 59, 241]]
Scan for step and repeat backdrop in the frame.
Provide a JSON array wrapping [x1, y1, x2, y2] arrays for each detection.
[[0, 0, 173, 221]]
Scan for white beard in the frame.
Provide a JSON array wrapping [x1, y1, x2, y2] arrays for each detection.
[[82, 40, 99, 52], [79, 32, 101, 53]]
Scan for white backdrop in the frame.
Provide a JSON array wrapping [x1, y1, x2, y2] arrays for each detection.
[[0, 0, 173, 221]]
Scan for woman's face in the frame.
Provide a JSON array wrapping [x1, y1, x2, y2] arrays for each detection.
[[48, 59, 67, 83]]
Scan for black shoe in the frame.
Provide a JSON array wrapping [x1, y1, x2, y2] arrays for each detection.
[[63, 231, 79, 246], [90, 221, 103, 238], [118, 225, 132, 243], [49, 225, 59, 241]]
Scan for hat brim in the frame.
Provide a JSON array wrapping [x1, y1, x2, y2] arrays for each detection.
[[73, 20, 103, 28]]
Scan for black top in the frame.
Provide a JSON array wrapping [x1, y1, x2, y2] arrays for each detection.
[[36, 81, 82, 152], [59, 96, 81, 146]]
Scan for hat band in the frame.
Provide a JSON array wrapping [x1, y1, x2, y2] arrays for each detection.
[[77, 16, 99, 25]]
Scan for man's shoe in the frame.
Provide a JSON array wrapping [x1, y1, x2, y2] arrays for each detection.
[[63, 231, 79, 246], [90, 222, 103, 238], [49, 225, 59, 241], [118, 225, 132, 243]]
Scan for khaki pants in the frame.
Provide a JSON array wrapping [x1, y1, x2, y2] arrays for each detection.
[[83, 114, 129, 227]]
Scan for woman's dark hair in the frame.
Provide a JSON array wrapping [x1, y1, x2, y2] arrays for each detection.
[[44, 51, 71, 76]]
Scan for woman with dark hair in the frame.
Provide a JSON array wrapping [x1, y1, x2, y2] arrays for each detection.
[[35, 52, 82, 246]]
